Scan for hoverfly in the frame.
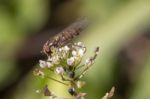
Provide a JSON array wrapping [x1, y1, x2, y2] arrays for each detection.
[[42, 17, 88, 56]]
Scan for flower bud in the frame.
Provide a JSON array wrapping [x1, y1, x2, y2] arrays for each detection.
[[68, 71, 75, 78], [76, 81, 86, 88], [68, 87, 76, 96], [85, 57, 93, 66]]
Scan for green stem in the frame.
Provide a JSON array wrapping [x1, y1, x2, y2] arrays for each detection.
[[45, 76, 69, 86]]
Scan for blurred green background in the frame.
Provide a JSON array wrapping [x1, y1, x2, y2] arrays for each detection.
[[0, 0, 150, 99]]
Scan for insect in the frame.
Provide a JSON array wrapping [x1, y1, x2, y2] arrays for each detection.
[[42, 17, 88, 56]]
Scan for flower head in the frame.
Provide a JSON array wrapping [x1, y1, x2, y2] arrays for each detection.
[[34, 41, 100, 99]]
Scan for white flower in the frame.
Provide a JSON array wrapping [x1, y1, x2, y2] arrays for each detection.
[[75, 42, 85, 48], [39, 60, 53, 68], [55, 67, 64, 75], [77, 42, 83, 46], [78, 49, 85, 57], [72, 42, 86, 58], [52, 55, 60, 64], [39, 60, 47, 68], [62, 46, 70, 58], [72, 50, 77, 56], [48, 57, 53, 61], [47, 62, 53, 68], [64, 46, 70, 51], [85, 58, 93, 66], [58, 48, 62, 52], [67, 57, 75, 65]]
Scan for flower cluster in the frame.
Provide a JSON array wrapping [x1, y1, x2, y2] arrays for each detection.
[[33, 42, 99, 99]]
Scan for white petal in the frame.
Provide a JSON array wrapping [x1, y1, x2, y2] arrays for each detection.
[[67, 57, 75, 65], [78, 49, 84, 56], [77, 42, 83, 46], [77, 42, 85, 47], [39, 60, 47, 68], [55, 67, 64, 75], [85, 58, 92, 66], [72, 50, 77, 56], [47, 62, 53, 68], [64, 46, 70, 51], [59, 48, 62, 52], [48, 57, 52, 61], [52, 55, 60, 64]]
